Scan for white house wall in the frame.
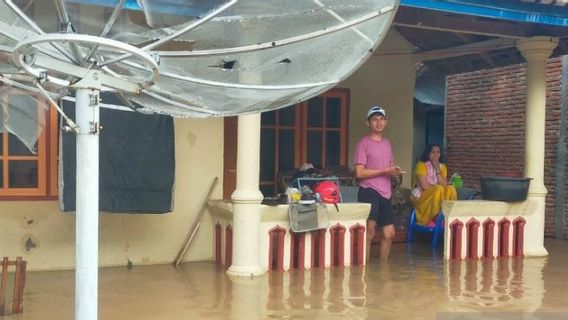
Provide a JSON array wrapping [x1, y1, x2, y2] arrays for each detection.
[[341, 29, 416, 189], [0, 117, 224, 271]]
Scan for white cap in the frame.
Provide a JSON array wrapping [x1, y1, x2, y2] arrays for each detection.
[[366, 105, 386, 120]]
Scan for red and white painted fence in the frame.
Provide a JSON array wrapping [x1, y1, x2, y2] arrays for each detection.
[[443, 200, 534, 260], [209, 201, 370, 271]]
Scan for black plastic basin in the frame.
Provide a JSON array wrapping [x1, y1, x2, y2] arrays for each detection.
[[480, 177, 531, 202]]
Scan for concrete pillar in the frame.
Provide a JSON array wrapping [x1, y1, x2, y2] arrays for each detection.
[[516, 36, 558, 256], [228, 113, 265, 276]]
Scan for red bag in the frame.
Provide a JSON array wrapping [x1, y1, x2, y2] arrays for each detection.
[[313, 181, 340, 204]]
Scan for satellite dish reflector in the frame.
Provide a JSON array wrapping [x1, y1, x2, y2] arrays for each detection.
[[0, 0, 398, 117]]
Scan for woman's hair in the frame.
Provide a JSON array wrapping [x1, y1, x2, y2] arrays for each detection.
[[420, 144, 445, 163]]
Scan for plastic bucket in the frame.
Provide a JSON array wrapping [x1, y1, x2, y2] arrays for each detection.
[[450, 174, 463, 189], [480, 177, 531, 202]]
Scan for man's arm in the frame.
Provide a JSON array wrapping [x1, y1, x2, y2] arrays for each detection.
[[355, 164, 405, 179]]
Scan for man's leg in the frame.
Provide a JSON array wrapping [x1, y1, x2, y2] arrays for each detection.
[[380, 224, 395, 260], [366, 219, 377, 262]]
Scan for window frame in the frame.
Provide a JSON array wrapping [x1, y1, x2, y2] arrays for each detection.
[[259, 88, 350, 196], [301, 88, 350, 168], [259, 105, 302, 193], [0, 94, 58, 200]]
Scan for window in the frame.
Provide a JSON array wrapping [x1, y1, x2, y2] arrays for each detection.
[[260, 105, 301, 195], [0, 94, 58, 198], [259, 89, 350, 196]]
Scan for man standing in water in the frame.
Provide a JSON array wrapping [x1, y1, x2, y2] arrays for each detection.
[[354, 106, 405, 261]]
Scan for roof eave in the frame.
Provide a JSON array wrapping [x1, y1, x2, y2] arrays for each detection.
[[400, 0, 568, 27]]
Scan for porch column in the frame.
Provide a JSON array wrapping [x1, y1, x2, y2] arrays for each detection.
[[516, 36, 558, 256], [228, 113, 265, 276]]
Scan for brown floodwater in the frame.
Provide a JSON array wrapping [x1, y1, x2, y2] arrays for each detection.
[[9, 239, 568, 319]]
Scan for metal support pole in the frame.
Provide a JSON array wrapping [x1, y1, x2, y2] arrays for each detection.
[[72, 71, 101, 320]]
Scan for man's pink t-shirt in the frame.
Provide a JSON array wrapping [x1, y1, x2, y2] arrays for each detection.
[[354, 135, 393, 199]]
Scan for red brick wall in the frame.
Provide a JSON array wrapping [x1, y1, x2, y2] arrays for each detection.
[[445, 58, 565, 238]]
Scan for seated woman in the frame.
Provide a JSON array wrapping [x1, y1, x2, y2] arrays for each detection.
[[412, 144, 457, 226]]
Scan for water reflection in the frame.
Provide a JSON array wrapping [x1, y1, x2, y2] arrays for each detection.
[[256, 243, 549, 318], [14, 241, 568, 320], [263, 267, 368, 317], [446, 258, 545, 311]]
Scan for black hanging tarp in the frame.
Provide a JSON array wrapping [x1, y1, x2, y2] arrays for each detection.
[[60, 93, 175, 213]]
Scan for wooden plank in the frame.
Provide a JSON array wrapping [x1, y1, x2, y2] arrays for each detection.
[[0, 257, 8, 316], [16, 260, 26, 313], [11, 257, 24, 314], [173, 177, 218, 267]]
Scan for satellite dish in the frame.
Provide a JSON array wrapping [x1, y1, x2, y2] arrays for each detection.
[[1, 0, 398, 117], [0, 1, 398, 319]]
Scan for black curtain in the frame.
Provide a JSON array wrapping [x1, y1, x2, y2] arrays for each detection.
[[60, 93, 175, 213]]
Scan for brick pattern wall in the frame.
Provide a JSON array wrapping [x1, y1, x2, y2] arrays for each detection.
[[445, 58, 566, 238]]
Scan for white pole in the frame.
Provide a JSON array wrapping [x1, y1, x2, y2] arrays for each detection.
[[516, 36, 558, 257], [228, 113, 265, 277], [73, 71, 101, 320]]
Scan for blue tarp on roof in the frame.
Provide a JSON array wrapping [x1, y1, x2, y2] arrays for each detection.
[[401, 0, 568, 27], [68, 0, 568, 27]]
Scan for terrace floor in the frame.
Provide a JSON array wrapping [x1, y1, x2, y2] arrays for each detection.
[[9, 239, 568, 320]]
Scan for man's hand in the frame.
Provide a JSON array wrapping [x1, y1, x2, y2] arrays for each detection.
[[388, 165, 406, 176]]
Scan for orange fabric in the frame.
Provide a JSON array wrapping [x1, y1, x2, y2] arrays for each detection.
[[415, 161, 448, 179], [413, 161, 455, 226], [414, 185, 457, 225]]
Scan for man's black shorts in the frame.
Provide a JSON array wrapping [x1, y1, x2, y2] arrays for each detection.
[[357, 187, 394, 227]]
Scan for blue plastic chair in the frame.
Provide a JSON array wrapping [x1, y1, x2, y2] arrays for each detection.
[[406, 209, 445, 248]]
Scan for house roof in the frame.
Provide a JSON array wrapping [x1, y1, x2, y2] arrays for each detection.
[[400, 0, 568, 27], [393, 0, 568, 105], [523, 0, 568, 6]]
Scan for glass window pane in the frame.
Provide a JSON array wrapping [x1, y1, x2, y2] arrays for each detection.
[[307, 97, 323, 128], [307, 131, 322, 169], [9, 133, 35, 156], [261, 110, 276, 126], [278, 106, 295, 126], [326, 98, 341, 128], [326, 131, 340, 166], [9, 160, 38, 188], [260, 128, 276, 181], [278, 130, 295, 171]]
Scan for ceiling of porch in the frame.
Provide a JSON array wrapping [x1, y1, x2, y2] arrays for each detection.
[[389, 1, 568, 105]]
